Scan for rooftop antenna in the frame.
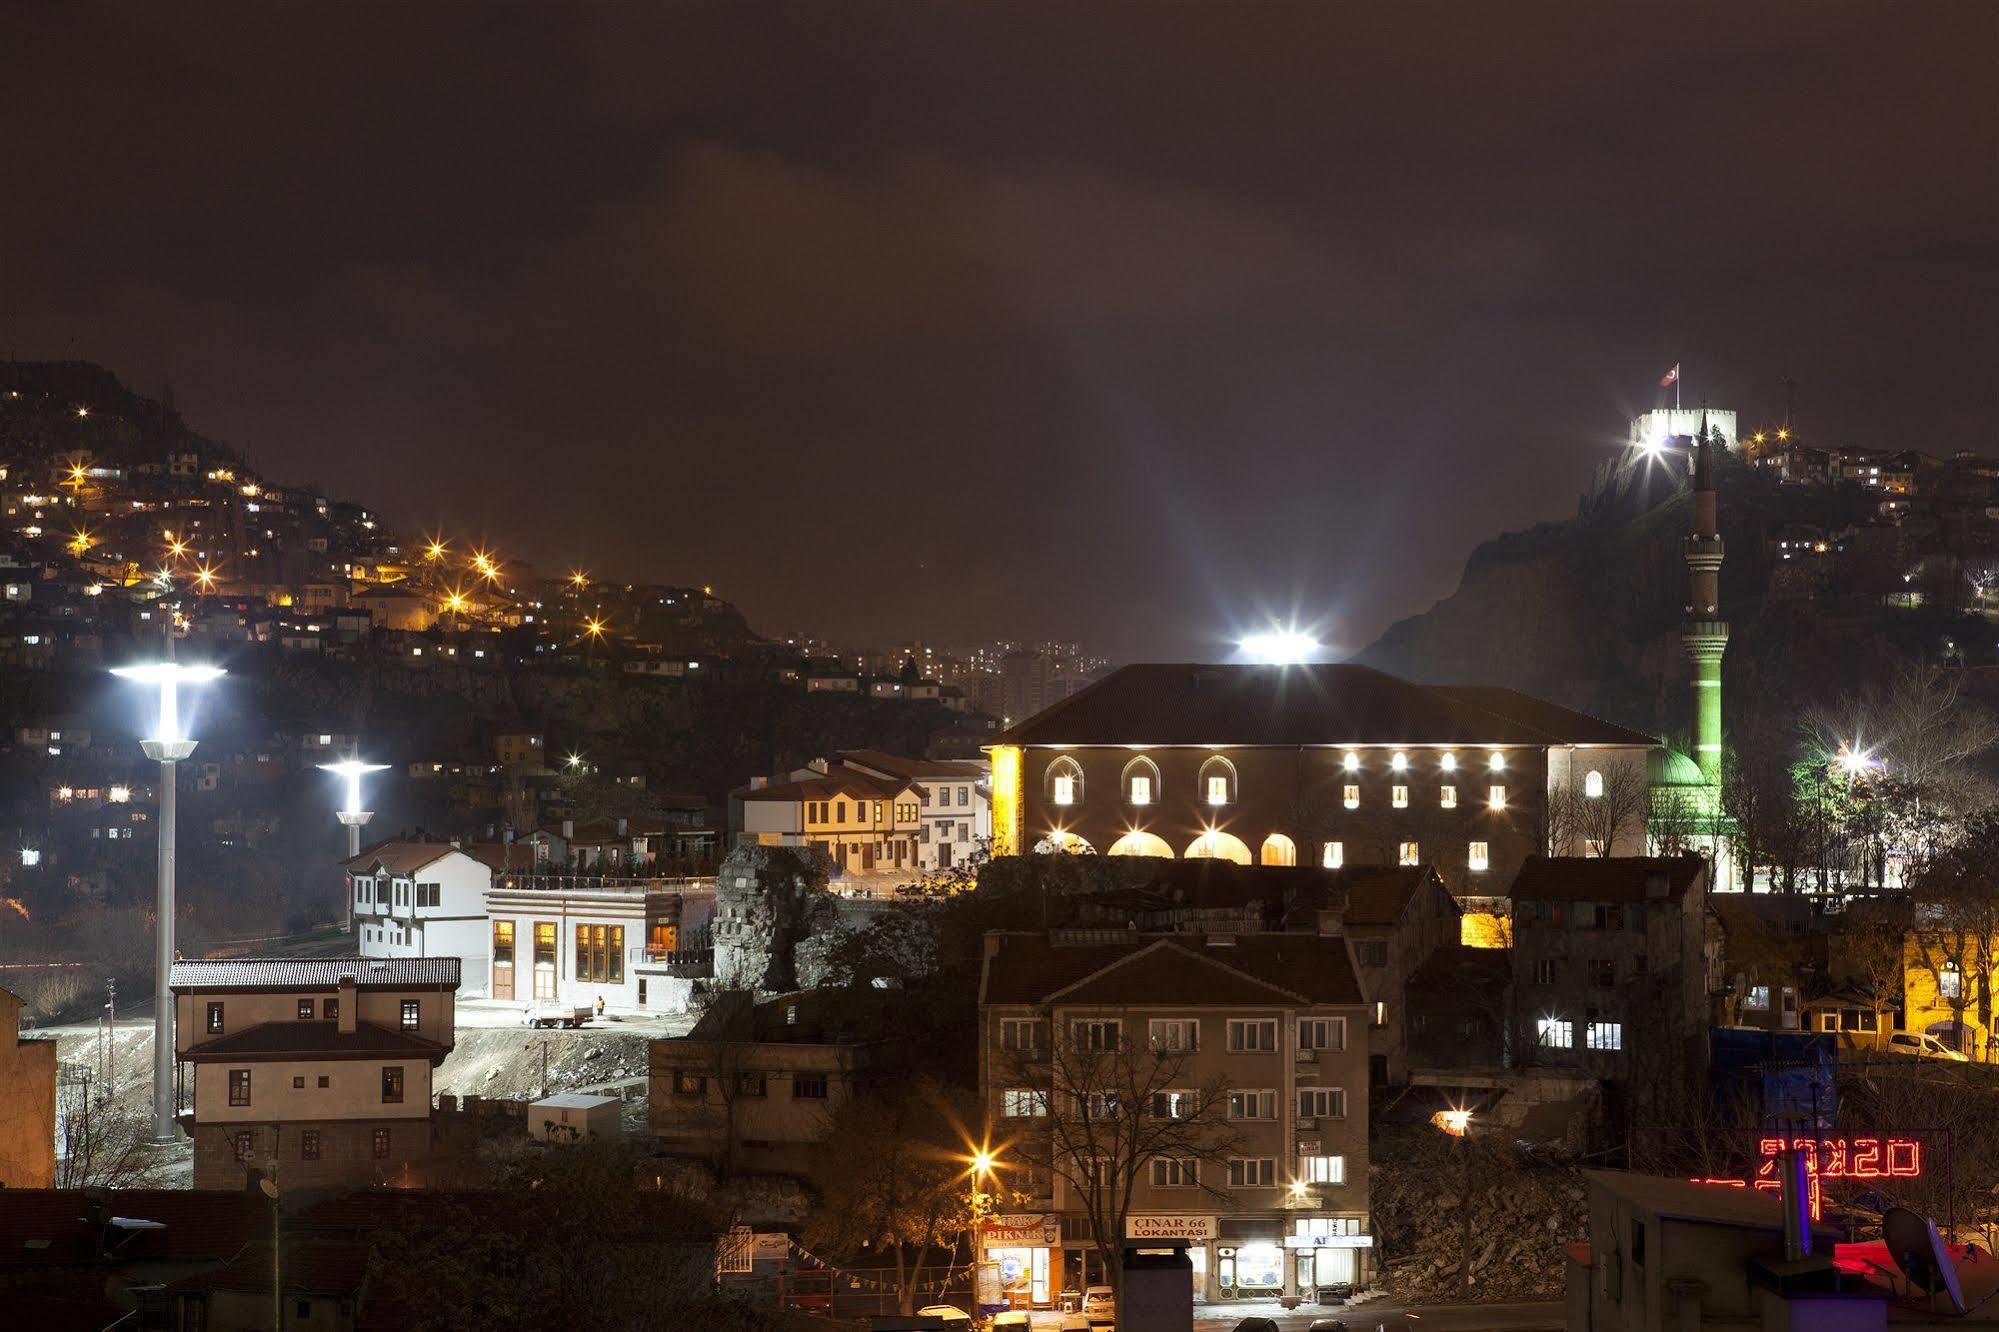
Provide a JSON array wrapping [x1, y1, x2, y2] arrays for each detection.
[[1780, 377, 1798, 433]]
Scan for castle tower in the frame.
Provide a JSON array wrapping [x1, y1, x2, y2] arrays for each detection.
[[1682, 407, 1729, 792]]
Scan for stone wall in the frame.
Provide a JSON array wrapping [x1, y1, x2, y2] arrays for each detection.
[[711, 844, 839, 993]]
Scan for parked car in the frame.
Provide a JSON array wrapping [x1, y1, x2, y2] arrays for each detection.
[[989, 1313, 1032, 1330], [522, 1001, 592, 1029], [1886, 1030, 1970, 1061], [1232, 1319, 1282, 1332], [1307, 1321, 1351, 1332], [1081, 1285, 1116, 1325]]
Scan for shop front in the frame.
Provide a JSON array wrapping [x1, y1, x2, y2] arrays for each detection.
[[1285, 1217, 1373, 1297], [980, 1213, 1061, 1310], [1126, 1214, 1216, 1302]]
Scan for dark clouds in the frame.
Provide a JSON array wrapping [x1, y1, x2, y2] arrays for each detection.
[[5, 4, 1998, 658]]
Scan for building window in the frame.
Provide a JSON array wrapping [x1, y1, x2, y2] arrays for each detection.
[[301, 1130, 321, 1161], [1392, 785, 1409, 809], [1148, 1019, 1199, 1052], [318, 1075, 330, 1089], [1941, 966, 1963, 1000], [793, 1074, 829, 1099], [1587, 1021, 1624, 1051], [1081, 1091, 1121, 1120], [1537, 1018, 1574, 1049], [1398, 841, 1419, 866], [1585, 769, 1604, 799], [1441, 785, 1458, 809], [1489, 785, 1506, 809], [372, 1128, 390, 1160], [228, 1069, 251, 1107], [1298, 1087, 1347, 1119], [1129, 775, 1152, 806], [401, 999, 420, 1031], [737, 1073, 767, 1098], [575, 924, 625, 983], [233, 1131, 255, 1162], [207, 1002, 224, 1035], [381, 1067, 404, 1104], [1532, 958, 1558, 985], [674, 1071, 705, 1096], [1149, 1157, 1199, 1188], [1300, 1154, 1346, 1185], [1589, 959, 1616, 988], [1150, 1089, 1199, 1119], [1343, 784, 1360, 809], [1299, 1017, 1346, 1051], [292, 1076, 305, 1089], [1122, 756, 1160, 807], [1228, 1158, 1276, 1188], [1352, 939, 1389, 968], [297, 999, 315, 1020], [1046, 757, 1083, 807], [1002, 1088, 1049, 1118], [1198, 756, 1237, 806], [1226, 1019, 1277, 1052], [1228, 1089, 1277, 1120], [1071, 1019, 1121, 1051], [1000, 1018, 1046, 1052], [1322, 841, 1343, 868], [323, 998, 338, 1022], [1744, 985, 1770, 1010], [1468, 841, 1489, 872]]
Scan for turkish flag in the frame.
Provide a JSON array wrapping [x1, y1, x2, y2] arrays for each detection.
[[1660, 363, 1681, 387]]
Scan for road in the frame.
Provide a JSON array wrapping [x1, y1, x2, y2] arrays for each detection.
[[1192, 1299, 1563, 1330]]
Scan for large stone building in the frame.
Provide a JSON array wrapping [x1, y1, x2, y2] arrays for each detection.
[[170, 957, 460, 1190], [987, 663, 1659, 897], [979, 929, 1372, 1307]]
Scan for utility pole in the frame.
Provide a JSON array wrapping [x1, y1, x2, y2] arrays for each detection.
[[104, 979, 115, 1102]]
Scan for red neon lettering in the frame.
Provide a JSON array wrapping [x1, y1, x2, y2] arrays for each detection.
[[1849, 1140, 1883, 1178], [1887, 1140, 1921, 1178]]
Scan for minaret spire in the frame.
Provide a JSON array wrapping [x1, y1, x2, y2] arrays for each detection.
[[1683, 401, 1728, 791]]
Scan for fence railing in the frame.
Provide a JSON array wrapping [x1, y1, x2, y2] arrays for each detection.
[[493, 874, 717, 896]]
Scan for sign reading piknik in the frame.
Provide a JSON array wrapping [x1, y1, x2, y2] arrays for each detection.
[[984, 1214, 1061, 1246], [1126, 1214, 1217, 1241]]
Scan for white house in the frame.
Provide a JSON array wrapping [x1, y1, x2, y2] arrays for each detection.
[[836, 750, 990, 873], [482, 878, 717, 1013], [344, 843, 495, 995]]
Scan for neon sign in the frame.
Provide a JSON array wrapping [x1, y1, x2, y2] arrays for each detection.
[[1692, 1137, 1924, 1220]]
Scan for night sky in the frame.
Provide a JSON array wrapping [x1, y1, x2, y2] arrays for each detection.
[[6, 5, 1997, 661]]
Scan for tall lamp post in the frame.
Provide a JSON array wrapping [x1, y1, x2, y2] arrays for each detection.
[[112, 659, 224, 1144], [319, 757, 388, 934]]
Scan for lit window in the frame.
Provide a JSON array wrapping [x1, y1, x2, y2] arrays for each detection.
[[1053, 775, 1076, 806], [1439, 784, 1458, 808], [1586, 1021, 1623, 1051], [1468, 841, 1489, 872], [1391, 752, 1407, 772], [1002, 1088, 1049, 1118], [1392, 785, 1409, 808], [1206, 775, 1229, 806], [1342, 752, 1359, 772], [1584, 770, 1604, 799], [1299, 1154, 1345, 1185], [1488, 785, 1506, 810], [1322, 841, 1343, 869], [1398, 841, 1419, 866], [1440, 752, 1457, 772], [1744, 985, 1770, 1010], [1129, 775, 1152, 806], [1489, 752, 1507, 771], [1940, 967, 1962, 1000], [1343, 785, 1360, 810], [1537, 1018, 1573, 1049]]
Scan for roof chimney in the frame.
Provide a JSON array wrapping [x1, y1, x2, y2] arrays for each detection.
[[337, 973, 357, 1034]]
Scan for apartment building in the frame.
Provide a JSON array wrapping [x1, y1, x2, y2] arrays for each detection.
[[736, 761, 924, 882], [978, 930, 1372, 1307], [169, 958, 460, 1190], [1304, 867, 1460, 1086], [344, 842, 494, 993], [835, 750, 990, 872], [1509, 856, 1710, 1079]]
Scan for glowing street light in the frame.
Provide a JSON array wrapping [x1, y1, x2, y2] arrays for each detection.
[[1240, 629, 1323, 665], [570, 569, 589, 589], [424, 536, 448, 562], [320, 757, 389, 934], [111, 657, 224, 1144]]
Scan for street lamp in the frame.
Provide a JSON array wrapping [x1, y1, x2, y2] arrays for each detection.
[[966, 1144, 1002, 1316], [111, 658, 224, 1144], [320, 758, 389, 933]]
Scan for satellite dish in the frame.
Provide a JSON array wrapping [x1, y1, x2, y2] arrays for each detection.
[[1883, 1206, 1965, 1312]]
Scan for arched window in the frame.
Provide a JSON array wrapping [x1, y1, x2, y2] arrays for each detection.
[[1260, 834, 1297, 866], [1197, 755, 1238, 807], [1035, 830, 1094, 855], [1184, 830, 1252, 864], [1584, 769, 1604, 799], [1121, 756, 1162, 808], [1044, 756, 1084, 808], [1107, 831, 1174, 859]]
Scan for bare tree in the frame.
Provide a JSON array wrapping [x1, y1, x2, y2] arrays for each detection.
[[999, 1011, 1243, 1300], [1546, 761, 1649, 858]]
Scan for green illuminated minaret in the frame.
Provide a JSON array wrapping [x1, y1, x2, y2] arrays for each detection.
[[1682, 407, 1728, 806]]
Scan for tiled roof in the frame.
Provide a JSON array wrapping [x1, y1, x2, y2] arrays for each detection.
[[995, 663, 1658, 747], [1506, 855, 1706, 903], [835, 750, 986, 782], [186, 1019, 447, 1061], [735, 769, 913, 802], [170, 957, 462, 991], [338, 841, 468, 875], [981, 932, 1365, 1008], [0, 1190, 261, 1268], [1321, 866, 1447, 928], [462, 841, 535, 873]]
